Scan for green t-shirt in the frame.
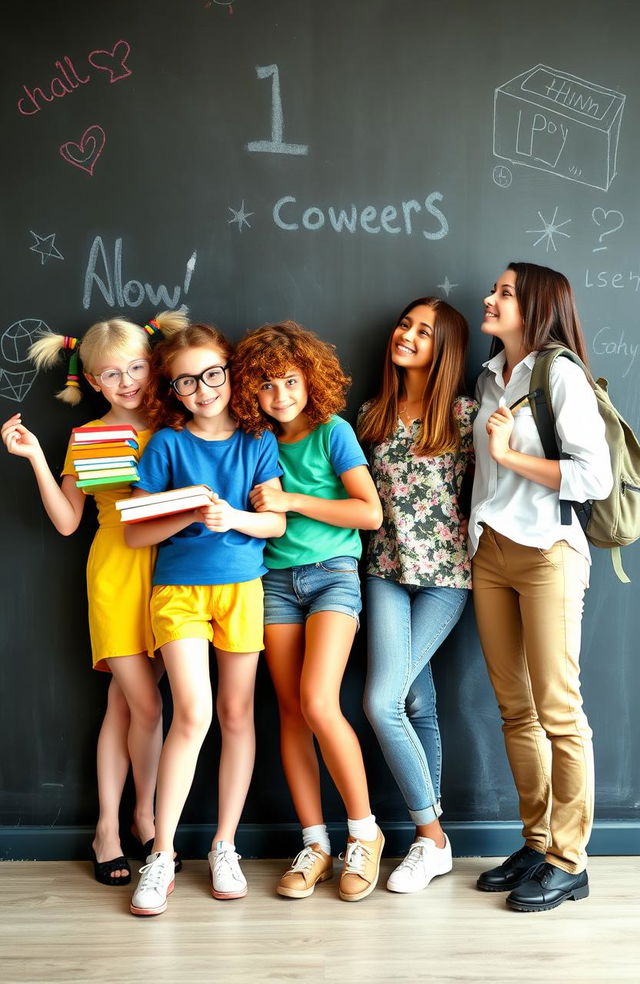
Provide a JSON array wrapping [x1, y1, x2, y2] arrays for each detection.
[[265, 416, 368, 569]]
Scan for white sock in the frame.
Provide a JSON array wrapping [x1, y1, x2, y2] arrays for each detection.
[[347, 814, 377, 842], [302, 824, 331, 856]]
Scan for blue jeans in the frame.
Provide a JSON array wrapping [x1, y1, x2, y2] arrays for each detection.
[[364, 575, 468, 824], [263, 557, 362, 624]]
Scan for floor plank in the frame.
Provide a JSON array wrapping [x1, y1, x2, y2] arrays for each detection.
[[0, 857, 638, 983]]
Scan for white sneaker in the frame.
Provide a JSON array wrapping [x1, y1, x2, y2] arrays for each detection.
[[130, 851, 176, 916], [386, 834, 453, 893], [208, 841, 248, 900]]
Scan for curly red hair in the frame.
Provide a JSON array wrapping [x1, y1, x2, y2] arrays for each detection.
[[143, 323, 234, 431], [231, 321, 351, 436]]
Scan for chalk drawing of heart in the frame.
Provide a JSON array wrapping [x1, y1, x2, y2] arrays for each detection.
[[59, 126, 106, 176], [88, 40, 132, 83]]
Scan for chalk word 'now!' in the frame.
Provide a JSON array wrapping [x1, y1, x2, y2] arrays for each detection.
[[83, 237, 197, 311], [17, 41, 132, 117], [273, 193, 449, 240]]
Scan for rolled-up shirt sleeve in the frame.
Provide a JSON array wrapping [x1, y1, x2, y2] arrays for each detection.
[[553, 360, 614, 503]]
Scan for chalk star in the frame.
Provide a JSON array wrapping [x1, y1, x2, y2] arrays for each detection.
[[228, 201, 254, 232], [437, 276, 458, 297], [29, 231, 64, 265], [527, 207, 571, 252]]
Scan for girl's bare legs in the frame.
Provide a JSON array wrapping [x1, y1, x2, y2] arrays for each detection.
[[107, 654, 164, 848], [211, 649, 260, 846], [93, 677, 131, 878], [264, 624, 324, 828], [152, 638, 213, 855], [301, 612, 371, 820]]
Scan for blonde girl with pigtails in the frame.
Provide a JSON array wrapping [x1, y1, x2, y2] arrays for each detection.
[[1, 311, 185, 886]]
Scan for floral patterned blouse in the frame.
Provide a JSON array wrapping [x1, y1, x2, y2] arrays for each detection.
[[361, 396, 477, 589]]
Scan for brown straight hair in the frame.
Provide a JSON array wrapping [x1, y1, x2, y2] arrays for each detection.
[[358, 297, 469, 456], [490, 262, 590, 367]]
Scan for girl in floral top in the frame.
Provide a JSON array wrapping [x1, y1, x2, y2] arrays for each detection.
[[358, 296, 476, 894]]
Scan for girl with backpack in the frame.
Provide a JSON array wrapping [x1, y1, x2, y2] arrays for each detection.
[[470, 262, 612, 912]]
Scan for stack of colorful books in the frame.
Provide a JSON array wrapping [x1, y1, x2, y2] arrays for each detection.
[[70, 424, 140, 492], [116, 485, 214, 523]]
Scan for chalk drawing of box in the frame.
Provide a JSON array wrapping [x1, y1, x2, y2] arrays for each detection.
[[493, 65, 625, 191]]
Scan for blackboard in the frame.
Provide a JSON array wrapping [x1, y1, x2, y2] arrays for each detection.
[[2, 0, 638, 858]]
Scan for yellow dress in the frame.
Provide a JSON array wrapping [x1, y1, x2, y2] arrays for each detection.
[[62, 421, 156, 672]]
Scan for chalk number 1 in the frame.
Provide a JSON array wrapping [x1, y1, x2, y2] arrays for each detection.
[[247, 64, 309, 156]]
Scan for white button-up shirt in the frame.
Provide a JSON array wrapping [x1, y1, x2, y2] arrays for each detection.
[[469, 350, 613, 562]]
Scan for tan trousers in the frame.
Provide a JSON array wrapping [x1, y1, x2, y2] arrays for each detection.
[[472, 527, 593, 873]]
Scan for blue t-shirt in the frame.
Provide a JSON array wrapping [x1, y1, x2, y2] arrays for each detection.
[[137, 426, 281, 586], [265, 415, 368, 569]]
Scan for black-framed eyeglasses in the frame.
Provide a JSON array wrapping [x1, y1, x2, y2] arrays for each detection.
[[169, 364, 230, 397], [95, 359, 150, 388]]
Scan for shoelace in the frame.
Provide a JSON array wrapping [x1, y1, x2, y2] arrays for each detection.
[[341, 839, 373, 876], [395, 843, 428, 872], [213, 847, 242, 879], [138, 855, 172, 893], [288, 846, 323, 874]]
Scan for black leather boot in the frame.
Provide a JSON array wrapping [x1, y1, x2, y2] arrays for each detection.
[[506, 862, 589, 911], [477, 845, 546, 892]]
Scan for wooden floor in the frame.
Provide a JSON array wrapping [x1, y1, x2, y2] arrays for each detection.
[[0, 857, 638, 983]]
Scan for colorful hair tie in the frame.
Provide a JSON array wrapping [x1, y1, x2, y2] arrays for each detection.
[[63, 335, 79, 351], [66, 350, 80, 389], [144, 319, 161, 336]]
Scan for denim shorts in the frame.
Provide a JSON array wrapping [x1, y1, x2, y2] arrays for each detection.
[[263, 556, 362, 625]]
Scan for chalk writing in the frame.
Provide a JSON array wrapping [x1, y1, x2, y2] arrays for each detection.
[[228, 201, 254, 232], [29, 232, 63, 265], [59, 125, 106, 176], [273, 193, 448, 240], [247, 65, 309, 156], [593, 327, 638, 377], [592, 207, 624, 252], [83, 237, 197, 311], [493, 65, 625, 191], [585, 269, 640, 292], [526, 207, 571, 252], [0, 319, 46, 402], [17, 40, 132, 116]]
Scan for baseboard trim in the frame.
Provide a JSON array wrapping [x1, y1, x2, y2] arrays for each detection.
[[2, 820, 638, 861]]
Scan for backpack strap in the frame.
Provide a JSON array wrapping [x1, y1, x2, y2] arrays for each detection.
[[528, 347, 586, 526]]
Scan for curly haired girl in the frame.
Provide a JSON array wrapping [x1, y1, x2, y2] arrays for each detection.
[[233, 321, 384, 902]]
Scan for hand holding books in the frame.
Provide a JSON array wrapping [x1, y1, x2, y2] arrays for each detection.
[[116, 485, 215, 524]]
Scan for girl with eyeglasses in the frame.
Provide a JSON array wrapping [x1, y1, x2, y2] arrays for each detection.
[[1, 312, 182, 887], [125, 318, 284, 916]]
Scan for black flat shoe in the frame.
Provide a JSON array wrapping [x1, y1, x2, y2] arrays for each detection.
[[477, 845, 546, 892], [506, 862, 589, 912], [91, 849, 131, 886], [142, 839, 183, 873]]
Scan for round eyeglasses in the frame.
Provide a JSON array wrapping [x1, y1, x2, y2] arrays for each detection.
[[170, 364, 230, 397], [95, 359, 150, 388]]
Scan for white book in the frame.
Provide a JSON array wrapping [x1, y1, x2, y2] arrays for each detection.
[[115, 485, 213, 512]]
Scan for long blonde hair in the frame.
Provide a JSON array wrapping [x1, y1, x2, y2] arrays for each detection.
[[358, 297, 469, 456]]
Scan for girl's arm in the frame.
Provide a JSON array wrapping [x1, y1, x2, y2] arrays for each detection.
[[201, 478, 286, 538], [2, 413, 85, 535], [250, 465, 383, 530], [123, 487, 203, 547]]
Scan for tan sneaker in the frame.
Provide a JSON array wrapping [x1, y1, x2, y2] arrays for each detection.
[[339, 826, 385, 901], [277, 844, 333, 898]]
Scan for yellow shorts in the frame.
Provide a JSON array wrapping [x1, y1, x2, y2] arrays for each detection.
[[151, 579, 264, 653]]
